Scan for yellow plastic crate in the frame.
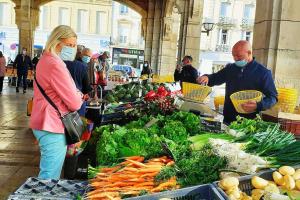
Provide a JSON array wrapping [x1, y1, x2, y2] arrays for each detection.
[[276, 87, 298, 113], [230, 90, 262, 114], [214, 96, 225, 110], [152, 74, 174, 83], [182, 82, 212, 102]]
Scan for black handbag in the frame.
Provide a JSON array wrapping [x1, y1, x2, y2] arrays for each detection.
[[34, 76, 84, 145]]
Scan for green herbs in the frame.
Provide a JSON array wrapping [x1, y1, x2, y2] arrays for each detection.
[[230, 116, 276, 137], [155, 144, 228, 187]]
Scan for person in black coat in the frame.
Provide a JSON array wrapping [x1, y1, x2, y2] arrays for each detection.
[[13, 48, 33, 93], [141, 61, 152, 77], [174, 55, 198, 85]]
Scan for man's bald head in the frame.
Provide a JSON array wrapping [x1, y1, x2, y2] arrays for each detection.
[[232, 40, 253, 63]]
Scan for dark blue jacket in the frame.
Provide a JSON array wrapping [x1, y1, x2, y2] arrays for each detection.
[[174, 65, 198, 84], [207, 60, 278, 124], [13, 54, 32, 73], [64, 60, 92, 94]]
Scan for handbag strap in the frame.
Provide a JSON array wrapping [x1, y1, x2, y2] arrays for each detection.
[[34, 76, 62, 117]]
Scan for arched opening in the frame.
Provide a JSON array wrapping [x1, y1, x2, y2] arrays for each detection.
[[0, 0, 19, 63]]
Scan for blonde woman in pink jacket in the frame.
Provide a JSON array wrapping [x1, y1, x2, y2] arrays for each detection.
[[0, 51, 6, 94], [30, 25, 83, 179]]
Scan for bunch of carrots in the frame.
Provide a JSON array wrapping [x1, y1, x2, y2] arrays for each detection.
[[86, 156, 178, 200]]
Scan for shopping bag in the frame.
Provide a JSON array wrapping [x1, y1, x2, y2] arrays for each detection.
[[27, 98, 33, 116]]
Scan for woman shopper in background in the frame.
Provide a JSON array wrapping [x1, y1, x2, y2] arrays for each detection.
[[30, 25, 83, 180], [0, 51, 6, 95]]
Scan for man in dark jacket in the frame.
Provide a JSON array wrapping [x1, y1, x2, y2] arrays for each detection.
[[197, 40, 278, 124], [174, 55, 198, 84], [64, 60, 92, 116], [13, 48, 33, 93]]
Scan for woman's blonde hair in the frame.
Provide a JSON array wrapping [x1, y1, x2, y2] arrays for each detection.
[[45, 25, 77, 54]]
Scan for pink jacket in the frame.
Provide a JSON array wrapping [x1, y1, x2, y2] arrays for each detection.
[[0, 57, 6, 77], [30, 52, 83, 133]]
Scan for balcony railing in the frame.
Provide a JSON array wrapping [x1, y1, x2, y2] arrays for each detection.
[[215, 44, 230, 52], [212, 64, 226, 73], [217, 16, 236, 27], [241, 18, 254, 29]]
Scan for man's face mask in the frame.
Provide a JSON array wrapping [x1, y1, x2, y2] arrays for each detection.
[[235, 60, 248, 68]]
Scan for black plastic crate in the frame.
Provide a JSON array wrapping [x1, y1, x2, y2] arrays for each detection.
[[8, 177, 88, 200], [125, 184, 225, 200], [213, 170, 275, 199]]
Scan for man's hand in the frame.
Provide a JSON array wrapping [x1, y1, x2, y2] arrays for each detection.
[[241, 100, 257, 113], [197, 75, 209, 85]]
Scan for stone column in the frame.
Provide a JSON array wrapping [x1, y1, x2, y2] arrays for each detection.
[[253, 0, 300, 101], [144, 0, 155, 64], [150, 0, 163, 74], [177, 0, 203, 69], [14, 0, 39, 56]]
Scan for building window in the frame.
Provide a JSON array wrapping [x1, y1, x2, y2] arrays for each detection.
[[119, 24, 130, 44], [0, 3, 9, 26], [220, 29, 228, 44], [58, 7, 70, 25], [244, 4, 254, 19], [242, 31, 252, 41], [39, 6, 49, 30], [220, 2, 230, 17], [96, 11, 104, 34], [119, 35, 127, 43], [120, 5, 128, 14], [77, 9, 88, 33]]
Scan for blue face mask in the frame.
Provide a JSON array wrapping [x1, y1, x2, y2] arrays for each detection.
[[59, 46, 76, 61], [235, 60, 248, 68], [82, 56, 91, 64]]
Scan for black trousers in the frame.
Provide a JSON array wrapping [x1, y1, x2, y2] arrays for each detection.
[[0, 76, 4, 92], [17, 73, 28, 90]]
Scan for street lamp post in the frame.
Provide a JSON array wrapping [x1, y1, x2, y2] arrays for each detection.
[[202, 22, 215, 36]]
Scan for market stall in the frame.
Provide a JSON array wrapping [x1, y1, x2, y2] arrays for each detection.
[[10, 78, 300, 200]]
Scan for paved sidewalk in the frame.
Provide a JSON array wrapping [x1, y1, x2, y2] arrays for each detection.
[[0, 82, 39, 200]]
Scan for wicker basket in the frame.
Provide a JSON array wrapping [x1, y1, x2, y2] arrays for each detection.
[[182, 82, 212, 102], [230, 90, 262, 114]]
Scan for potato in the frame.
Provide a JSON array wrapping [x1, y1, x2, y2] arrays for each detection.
[[226, 187, 241, 199], [268, 181, 277, 186], [251, 176, 269, 189], [241, 192, 253, 200], [273, 171, 285, 186], [295, 179, 300, 190], [293, 169, 300, 180], [284, 175, 296, 190], [251, 189, 264, 200], [279, 166, 295, 176], [264, 184, 280, 194], [220, 177, 239, 190]]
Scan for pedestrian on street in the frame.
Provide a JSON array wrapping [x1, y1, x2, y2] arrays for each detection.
[[13, 47, 33, 93], [30, 25, 83, 180], [0, 51, 6, 95], [197, 40, 278, 124]]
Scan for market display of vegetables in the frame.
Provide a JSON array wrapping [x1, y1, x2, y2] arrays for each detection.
[[105, 82, 161, 103], [219, 166, 300, 200]]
